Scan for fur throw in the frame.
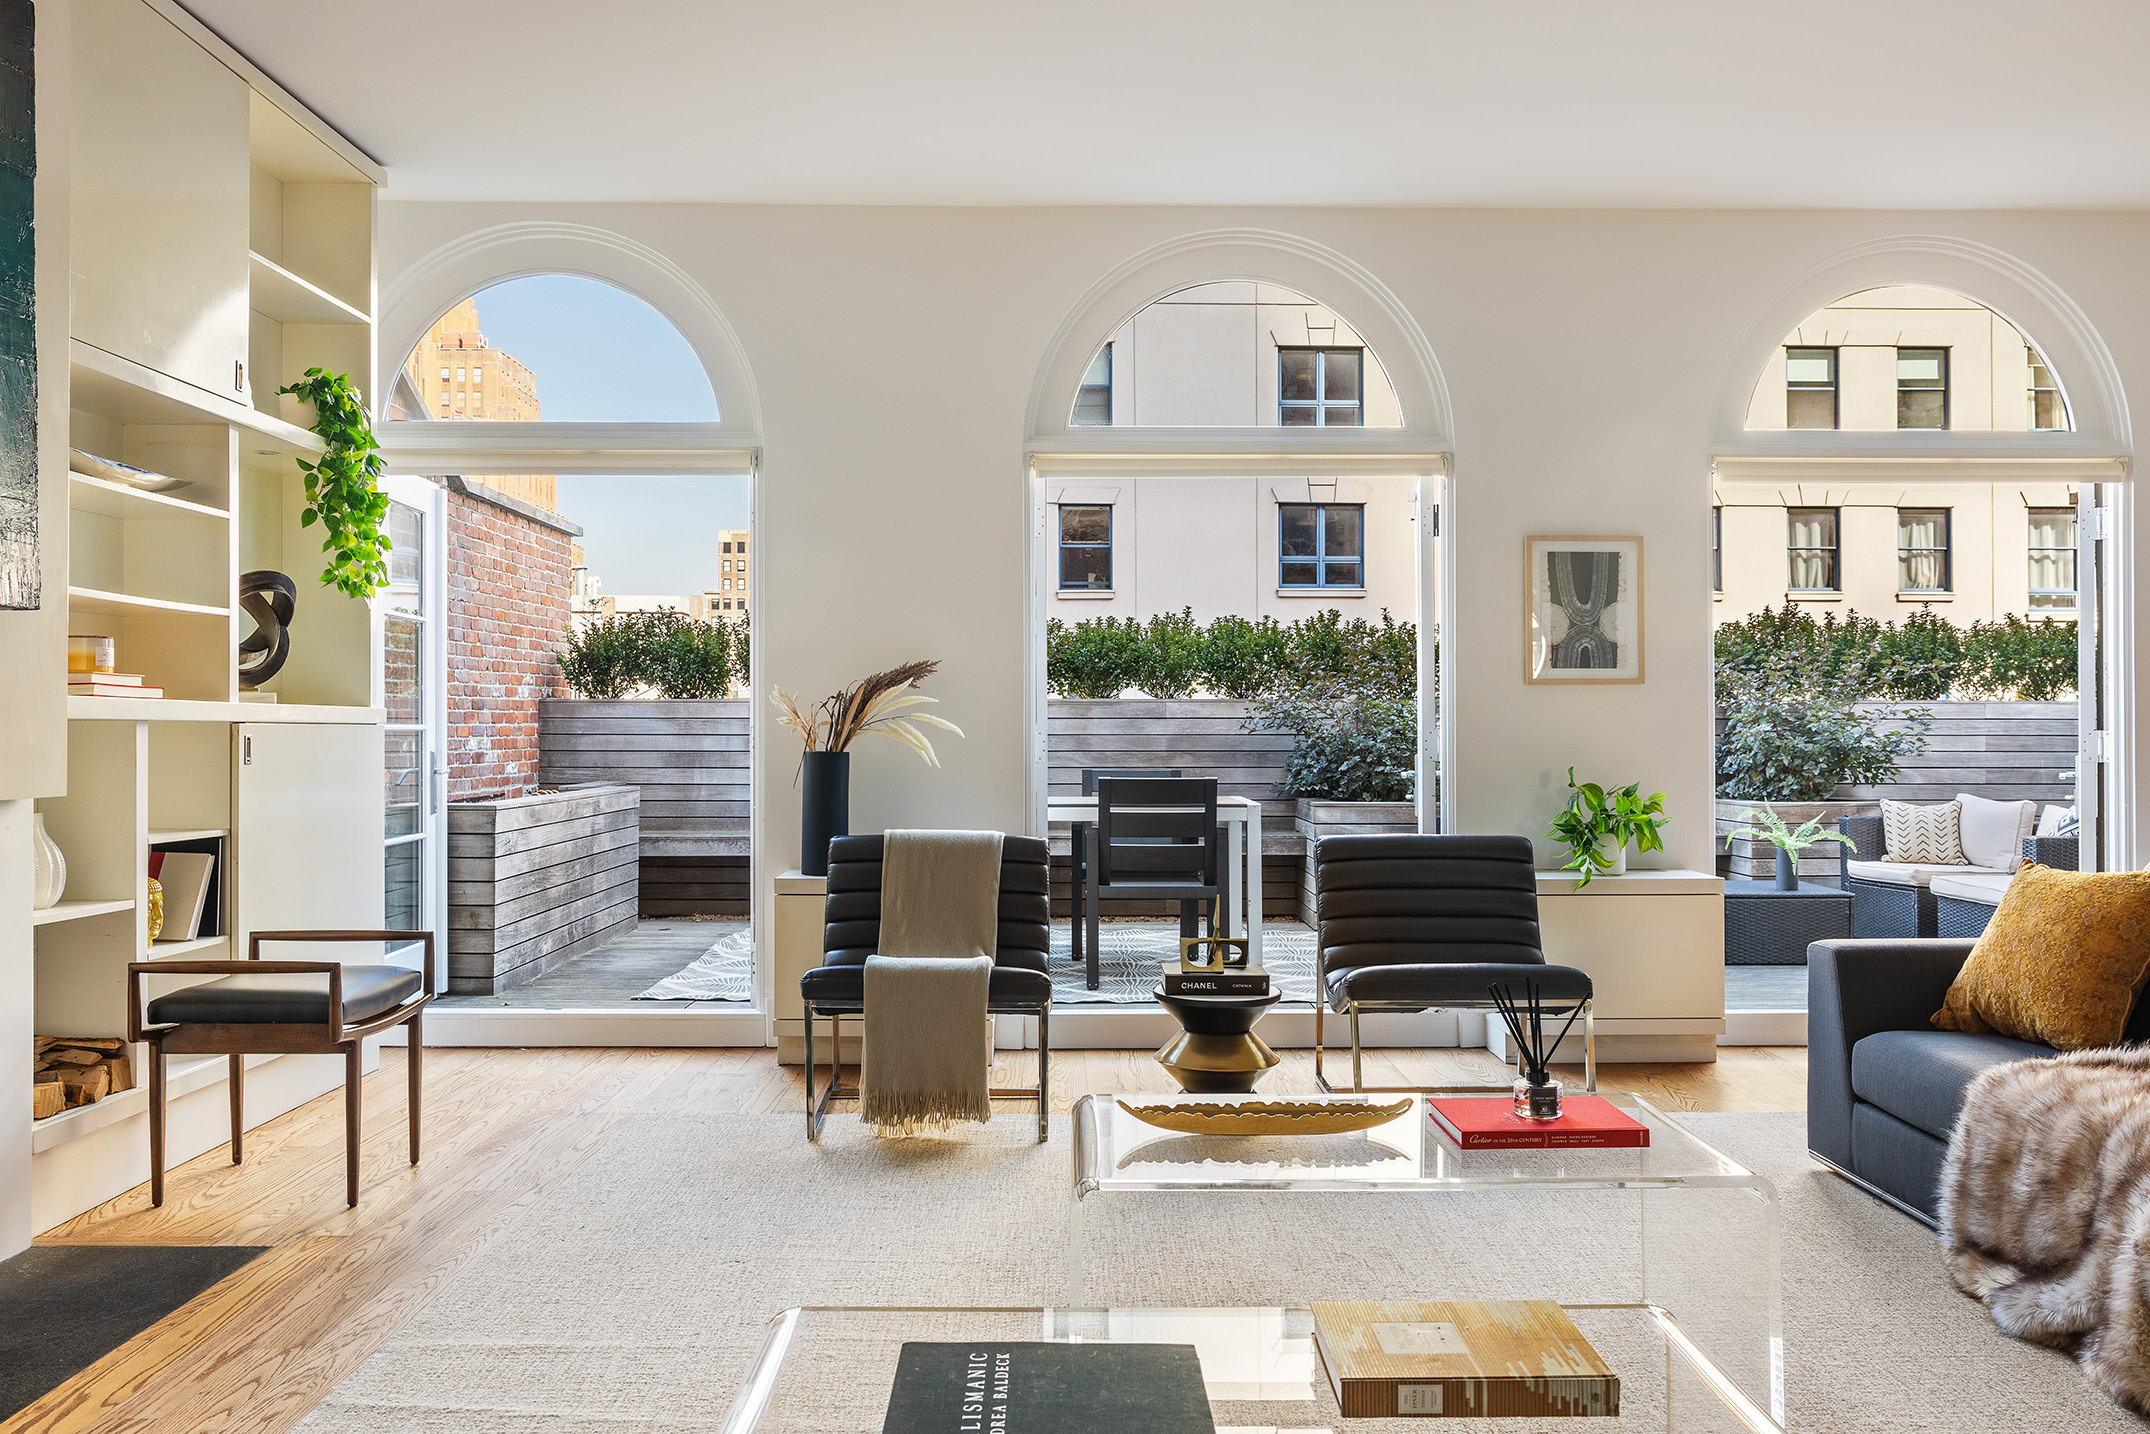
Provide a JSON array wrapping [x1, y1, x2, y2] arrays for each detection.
[[1939, 1045, 2150, 1413]]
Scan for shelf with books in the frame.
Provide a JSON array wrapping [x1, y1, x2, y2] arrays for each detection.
[[67, 696, 385, 723], [148, 828, 229, 845]]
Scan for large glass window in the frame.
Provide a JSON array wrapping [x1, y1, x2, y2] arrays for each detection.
[[2028, 507, 2078, 610], [1057, 504, 1112, 589], [2028, 347, 2069, 430], [1897, 348, 1949, 429], [1279, 348, 1363, 426], [1279, 503, 1365, 588], [1072, 344, 1112, 426], [1898, 509, 1951, 592], [1786, 347, 1838, 429], [1788, 508, 1840, 591]]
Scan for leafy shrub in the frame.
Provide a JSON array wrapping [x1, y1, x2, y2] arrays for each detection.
[[1961, 615, 2076, 701], [1875, 606, 1962, 700], [1715, 676, 1931, 802], [1715, 603, 2074, 703], [1045, 615, 1147, 698], [554, 610, 747, 699], [1254, 685, 1417, 802], [1139, 608, 1206, 699], [1199, 614, 1291, 699]]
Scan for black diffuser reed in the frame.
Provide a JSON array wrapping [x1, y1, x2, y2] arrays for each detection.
[[1490, 979, 1581, 1119]]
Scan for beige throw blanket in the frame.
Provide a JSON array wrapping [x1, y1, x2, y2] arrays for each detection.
[[860, 829, 1004, 1135], [1940, 1045, 2150, 1413]]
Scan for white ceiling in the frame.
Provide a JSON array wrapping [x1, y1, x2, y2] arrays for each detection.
[[185, 0, 2150, 209]]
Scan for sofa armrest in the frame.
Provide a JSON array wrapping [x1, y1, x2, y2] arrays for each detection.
[[1806, 938, 1974, 1167], [2025, 834, 2079, 871]]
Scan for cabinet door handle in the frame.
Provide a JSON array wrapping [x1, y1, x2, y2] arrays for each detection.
[[242, 734, 252, 766]]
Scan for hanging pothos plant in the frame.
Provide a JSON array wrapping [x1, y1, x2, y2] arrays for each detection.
[[278, 368, 390, 599]]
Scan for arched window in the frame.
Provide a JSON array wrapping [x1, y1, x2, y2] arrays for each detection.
[[1743, 285, 2070, 434], [1069, 281, 1403, 428]]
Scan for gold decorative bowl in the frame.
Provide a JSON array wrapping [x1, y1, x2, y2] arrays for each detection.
[[1116, 1097, 1415, 1136]]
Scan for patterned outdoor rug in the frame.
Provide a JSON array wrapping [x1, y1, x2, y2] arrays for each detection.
[[638, 922, 1318, 1004]]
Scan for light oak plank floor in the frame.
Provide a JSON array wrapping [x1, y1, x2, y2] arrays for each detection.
[[11, 1044, 1806, 1434]]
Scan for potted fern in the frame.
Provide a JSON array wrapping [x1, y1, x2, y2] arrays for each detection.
[[1548, 767, 1669, 888], [1723, 805, 1855, 891]]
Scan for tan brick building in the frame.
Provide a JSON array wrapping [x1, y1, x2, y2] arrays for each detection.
[[404, 297, 556, 512]]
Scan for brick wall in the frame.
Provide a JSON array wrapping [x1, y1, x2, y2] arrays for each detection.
[[444, 480, 577, 801]]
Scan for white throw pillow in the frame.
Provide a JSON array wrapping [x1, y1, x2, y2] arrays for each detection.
[[2038, 804, 2078, 837], [1955, 792, 2039, 873], [1880, 799, 1967, 865]]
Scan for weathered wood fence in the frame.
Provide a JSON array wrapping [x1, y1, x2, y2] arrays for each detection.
[[446, 784, 640, 994]]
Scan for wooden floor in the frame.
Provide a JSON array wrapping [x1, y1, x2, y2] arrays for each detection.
[[9, 1044, 1807, 1434]]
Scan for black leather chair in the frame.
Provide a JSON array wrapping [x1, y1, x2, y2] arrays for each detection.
[[802, 834, 1053, 1141], [1312, 834, 1595, 1094], [1068, 767, 1182, 974], [128, 930, 433, 1208], [1083, 777, 1225, 991]]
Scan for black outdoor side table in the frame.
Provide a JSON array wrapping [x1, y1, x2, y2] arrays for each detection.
[[1724, 880, 1852, 966]]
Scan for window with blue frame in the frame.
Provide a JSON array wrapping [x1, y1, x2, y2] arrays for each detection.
[[1058, 504, 1112, 589], [1279, 503, 1364, 588], [1279, 347, 1363, 425]]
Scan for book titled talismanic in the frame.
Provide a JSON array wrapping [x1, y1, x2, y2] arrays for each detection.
[[1429, 1096, 1649, 1150], [881, 1342, 1214, 1434]]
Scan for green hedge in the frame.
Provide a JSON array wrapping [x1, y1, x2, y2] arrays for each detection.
[[554, 610, 750, 699], [1046, 607, 1419, 700], [1715, 605, 2076, 704]]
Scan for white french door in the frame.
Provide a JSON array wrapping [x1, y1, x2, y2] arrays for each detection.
[[381, 475, 449, 980]]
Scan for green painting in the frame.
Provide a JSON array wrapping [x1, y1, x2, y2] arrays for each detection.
[[0, 0, 32, 610]]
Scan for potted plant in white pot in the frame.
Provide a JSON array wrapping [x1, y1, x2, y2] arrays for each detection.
[[1548, 767, 1669, 888], [1722, 805, 1855, 891]]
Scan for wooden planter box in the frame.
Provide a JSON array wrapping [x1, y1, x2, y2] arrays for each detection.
[[447, 784, 640, 994], [1295, 798, 1419, 925]]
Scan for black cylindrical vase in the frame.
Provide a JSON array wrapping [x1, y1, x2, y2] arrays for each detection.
[[1774, 846, 1798, 891], [800, 750, 850, 876]]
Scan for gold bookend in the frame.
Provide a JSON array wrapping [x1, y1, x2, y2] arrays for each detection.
[[1178, 935, 1251, 972]]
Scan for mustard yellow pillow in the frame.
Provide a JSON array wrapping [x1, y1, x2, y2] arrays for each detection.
[[1933, 864, 2150, 1050]]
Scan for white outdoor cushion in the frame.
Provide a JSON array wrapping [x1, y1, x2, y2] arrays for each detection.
[[1930, 872, 2014, 907], [2038, 804, 2079, 837], [1846, 859, 2010, 889], [1955, 792, 2039, 873], [1879, 799, 1967, 865]]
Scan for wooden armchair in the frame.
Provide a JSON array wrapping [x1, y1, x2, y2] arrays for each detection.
[[128, 930, 434, 1207]]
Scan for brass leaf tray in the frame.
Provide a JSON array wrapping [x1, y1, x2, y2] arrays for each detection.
[[1116, 1098, 1415, 1136]]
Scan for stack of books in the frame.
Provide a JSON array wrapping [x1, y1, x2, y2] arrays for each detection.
[[1311, 1299, 1620, 1418], [69, 671, 163, 699], [148, 848, 219, 941], [1162, 962, 1268, 997], [1428, 1095, 1650, 1150]]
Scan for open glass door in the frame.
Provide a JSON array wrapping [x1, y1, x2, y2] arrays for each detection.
[[381, 476, 448, 978]]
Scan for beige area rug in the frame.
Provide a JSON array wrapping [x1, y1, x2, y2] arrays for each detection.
[[294, 1111, 2148, 1433]]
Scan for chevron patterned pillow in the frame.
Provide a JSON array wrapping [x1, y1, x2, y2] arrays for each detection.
[[1880, 799, 1968, 865]]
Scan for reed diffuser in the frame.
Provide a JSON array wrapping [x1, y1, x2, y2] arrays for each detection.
[[1490, 980, 1581, 1120]]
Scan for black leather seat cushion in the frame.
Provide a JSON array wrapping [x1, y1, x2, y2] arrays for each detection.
[[821, 833, 1051, 973], [1327, 962, 1592, 1013], [1850, 1029, 2054, 1140], [801, 962, 1052, 1010], [147, 965, 424, 1026]]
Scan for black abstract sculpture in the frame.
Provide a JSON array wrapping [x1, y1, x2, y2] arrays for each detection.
[[238, 569, 297, 689]]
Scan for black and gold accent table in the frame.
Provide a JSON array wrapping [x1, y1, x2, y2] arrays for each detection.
[[1151, 985, 1281, 1093]]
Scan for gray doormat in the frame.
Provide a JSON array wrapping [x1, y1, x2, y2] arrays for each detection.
[[0, 1243, 267, 1418]]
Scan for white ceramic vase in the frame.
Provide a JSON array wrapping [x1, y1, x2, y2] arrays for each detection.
[[1591, 834, 1627, 877], [31, 812, 65, 909]]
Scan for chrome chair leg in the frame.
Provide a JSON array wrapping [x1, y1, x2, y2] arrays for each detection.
[[1036, 1004, 1051, 1143], [1349, 1005, 1365, 1092], [1313, 1001, 1333, 1094], [1582, 1000, 1597, 1093]]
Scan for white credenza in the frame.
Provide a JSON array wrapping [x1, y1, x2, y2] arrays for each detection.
[[772, 870, 830, 1064], [1499, 869, 1727, 1064]]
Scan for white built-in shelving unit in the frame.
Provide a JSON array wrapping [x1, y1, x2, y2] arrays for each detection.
[[27, 0, 392, 1226]]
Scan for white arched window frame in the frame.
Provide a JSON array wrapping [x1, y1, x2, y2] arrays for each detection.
[[1710, 235, 2135, 870], [1024, 229, 1457, 835], [374, 224, 768, 1046]]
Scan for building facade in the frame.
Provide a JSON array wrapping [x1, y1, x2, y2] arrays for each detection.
[[1717, 287, 2079, 624], [1047, 283, 1421, 625], [402, 296, 556, 512]]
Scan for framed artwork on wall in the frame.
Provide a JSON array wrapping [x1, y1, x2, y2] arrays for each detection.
[[1526, 536, 1642, 684]]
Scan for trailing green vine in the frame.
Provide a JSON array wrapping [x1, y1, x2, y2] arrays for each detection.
[[278, 368, 390, 599]]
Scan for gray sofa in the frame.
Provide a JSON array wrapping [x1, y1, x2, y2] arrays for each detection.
[[1808, 936, 2150, 1223]]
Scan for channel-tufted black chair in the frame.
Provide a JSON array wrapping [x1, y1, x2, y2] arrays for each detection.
[[1313, 834, 1595, 1094], [801, 833, 1053, 1141]]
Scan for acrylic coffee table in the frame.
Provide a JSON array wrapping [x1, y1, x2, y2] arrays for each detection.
[[1066, 1090, 1784, 1427], [718, 1304, 1784, 1433]]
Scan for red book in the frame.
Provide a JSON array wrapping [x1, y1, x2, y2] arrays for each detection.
[[1429, 1096, 1650, 1150]]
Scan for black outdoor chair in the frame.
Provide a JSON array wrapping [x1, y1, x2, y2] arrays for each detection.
[[1069, 767, 1182, 974], [801, 833, 1053, 1141], [1312, 834, 1595, 1094], [1083, 777, 1225, 991]]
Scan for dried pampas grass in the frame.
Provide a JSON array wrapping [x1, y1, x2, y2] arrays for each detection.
[[772, 660, 964, 767]]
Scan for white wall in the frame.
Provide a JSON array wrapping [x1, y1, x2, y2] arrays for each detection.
[[376, 204, 2150, 894]]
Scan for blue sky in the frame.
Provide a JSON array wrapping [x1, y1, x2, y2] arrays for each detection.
[[465, 275, 748, 596]]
